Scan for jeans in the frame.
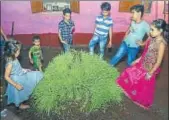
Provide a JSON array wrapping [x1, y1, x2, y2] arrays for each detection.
[[63, 43, 71, 53], [89, 34, 107, 59], [110, 41, 140, 66]]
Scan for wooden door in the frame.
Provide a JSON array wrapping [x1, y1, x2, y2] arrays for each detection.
[[70, 0, 80, 13], [119, 0, 141, 12], [31, 0, 43, 13]]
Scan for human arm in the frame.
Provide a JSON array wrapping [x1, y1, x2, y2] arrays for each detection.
[[124, 21, 133, 39], [71, 21, 75, 34], [148, 42, 165, 76], [136, 23, 150, 47], [136, 40, 147, 47], [40, 49, 43, 60], [58, 23, 68, 44], [123, 27, 130, 41], [4, 63, 23, 90], [58, 29, 68, 44], [1, 27, 8, 40], [28, 48, 33, 64], [107, 27, 112, 48]]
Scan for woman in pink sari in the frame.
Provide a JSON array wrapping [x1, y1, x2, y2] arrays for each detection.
[[116, 19, 168, 109]]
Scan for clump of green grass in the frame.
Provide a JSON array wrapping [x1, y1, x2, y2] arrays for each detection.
[[32, 50, 122, 115]]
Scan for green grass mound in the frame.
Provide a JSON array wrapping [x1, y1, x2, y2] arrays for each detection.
[[32, 50, 122, 115]]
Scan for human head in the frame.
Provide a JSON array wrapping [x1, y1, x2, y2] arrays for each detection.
[[4, 40, 21, 60], [150, 19, 168, 42], [32, 35, 40, 46], [130, 4, 144, 21], [101, 2, 111, 17], [63, 8, 71, 21]]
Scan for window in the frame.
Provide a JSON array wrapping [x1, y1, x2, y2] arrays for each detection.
[[119, 0, 153, 13], [43, 0, 70, 12], [31, 0, 80, 13], [119, 0, 141, 12]]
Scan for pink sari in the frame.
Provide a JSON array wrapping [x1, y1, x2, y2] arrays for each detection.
[[116, 39, 161, 109]]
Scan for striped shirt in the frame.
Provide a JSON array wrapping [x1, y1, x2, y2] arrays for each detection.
[[94, 15, 113, 36]]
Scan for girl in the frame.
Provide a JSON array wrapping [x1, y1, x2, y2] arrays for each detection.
[[4, 40, 43, 109], [116, 19, 168, 109]]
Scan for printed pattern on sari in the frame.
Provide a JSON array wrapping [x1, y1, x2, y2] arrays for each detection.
[[116, 38, 162, 109]]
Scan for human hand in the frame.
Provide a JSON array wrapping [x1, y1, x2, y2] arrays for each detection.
[[71, 27, 75, 34], [136, 41, 144, 46], [61, 40, 68, 45], [107, 42, 112, 48], [145, 73, 152, 80], [15, 83, 23, 90]]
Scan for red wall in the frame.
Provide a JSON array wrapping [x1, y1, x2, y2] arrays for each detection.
[[11, 32, 125, 47]]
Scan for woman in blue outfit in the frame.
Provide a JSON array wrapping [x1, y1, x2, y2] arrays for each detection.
[[4, 40, 43, 109]]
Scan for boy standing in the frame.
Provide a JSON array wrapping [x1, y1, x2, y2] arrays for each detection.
[[89, 2, 113, 59], [58, 8, 75, 52], [110, 4, 150, 66], [29, 35, 43, 71]]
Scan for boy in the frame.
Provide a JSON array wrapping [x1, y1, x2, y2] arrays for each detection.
[[29, 35, 43, 71], [58, 8, 75, 52], [89, 2, 113, 59], [110, 4, 150, 66]]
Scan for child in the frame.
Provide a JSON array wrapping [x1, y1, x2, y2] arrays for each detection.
[[116, 19, 168, 109], [4, 40, 43, 109], [89, 2, 113, 59], [58, 8, 75, 52], [29, 35, 43, 71], [110, 4, 150, 66]]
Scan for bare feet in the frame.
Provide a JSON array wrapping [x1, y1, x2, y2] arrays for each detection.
[[19, 104, 30, 110]]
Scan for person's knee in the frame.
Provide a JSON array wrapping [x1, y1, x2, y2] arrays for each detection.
[[114, 50, 124, 59], [115, 47, 126, 59]]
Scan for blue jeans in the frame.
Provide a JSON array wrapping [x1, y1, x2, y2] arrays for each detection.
[[89, 34, 107, 59], [63, 43, 71, 53], [110, 41, 140, 66]]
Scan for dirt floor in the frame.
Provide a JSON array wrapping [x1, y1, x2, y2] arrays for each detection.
[[1, 45, 168, 120]]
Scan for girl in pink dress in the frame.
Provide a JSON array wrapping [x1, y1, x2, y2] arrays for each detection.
[[116, 19, 168, 109]]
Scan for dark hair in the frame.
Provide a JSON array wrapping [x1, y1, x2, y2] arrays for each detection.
[[63, 8, 71, 15], [4, 40, 21, 60], [152, 19, 169, 42], [152, 19, 168, 32], [32, 35, 40, 42], [101, 2, 111, 11], [130, 4, 144, 17]]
